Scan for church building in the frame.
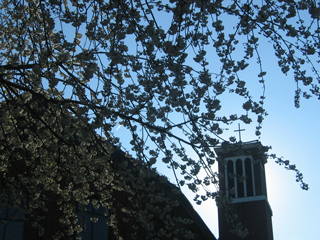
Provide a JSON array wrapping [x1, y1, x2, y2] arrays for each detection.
[[215, 140, 274, 240]]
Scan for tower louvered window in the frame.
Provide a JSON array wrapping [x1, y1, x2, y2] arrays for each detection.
[[236, 159, 244, 198], [260, 163, 267, 195], [225, 157, 256, 198], [227, 160, 235, 198], [245, 158, 254, 196]]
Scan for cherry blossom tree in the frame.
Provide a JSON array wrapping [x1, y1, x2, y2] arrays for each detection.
[[0, 0, 317, 238]]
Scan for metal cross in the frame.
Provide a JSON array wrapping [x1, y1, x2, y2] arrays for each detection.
[[234, 123, 245, 142]]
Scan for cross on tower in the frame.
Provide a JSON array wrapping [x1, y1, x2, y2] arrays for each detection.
[[234, 123, 245, 142]]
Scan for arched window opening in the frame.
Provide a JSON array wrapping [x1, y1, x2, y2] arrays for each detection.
[[245, 158, 254, 197], [227, 160, 235, 198], [236, 159, 244, 198], [260, 163, 267, 196]]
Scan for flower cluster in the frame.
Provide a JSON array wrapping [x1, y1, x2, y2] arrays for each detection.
[[0, 0, 315, 238]]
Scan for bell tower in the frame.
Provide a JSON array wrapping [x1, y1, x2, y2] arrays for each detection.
[[215, 140, 273, 240]]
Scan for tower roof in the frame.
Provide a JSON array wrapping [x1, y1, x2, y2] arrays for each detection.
[[214, 140, 269, 164]]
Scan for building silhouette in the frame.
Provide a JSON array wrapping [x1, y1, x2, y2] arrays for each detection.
[[0, 104, 273, 240], [0, 140, 275, 240], [0, 96, 217, 240], [0, 148, 217, 240]]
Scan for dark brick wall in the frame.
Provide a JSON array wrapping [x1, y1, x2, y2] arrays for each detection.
[[218, 200, 273, 240]]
